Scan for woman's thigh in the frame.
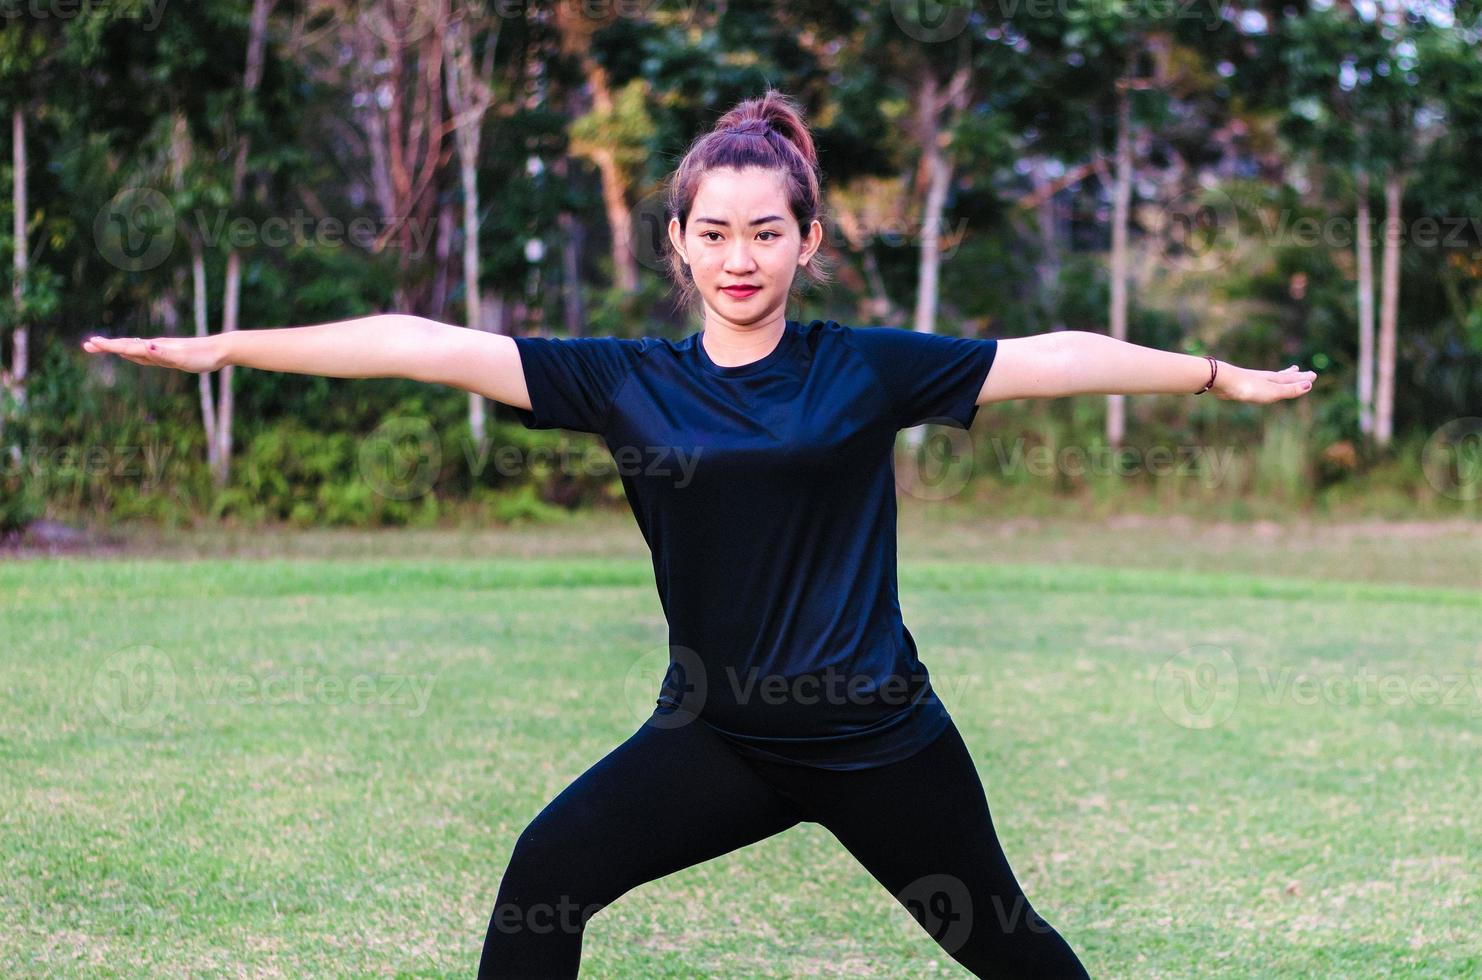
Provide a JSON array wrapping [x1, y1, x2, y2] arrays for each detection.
[[750, 724, 1089, 979], [484, 711, 805, 957]]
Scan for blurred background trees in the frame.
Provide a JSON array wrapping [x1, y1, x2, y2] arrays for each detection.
[[1, 0, 1479, 531]]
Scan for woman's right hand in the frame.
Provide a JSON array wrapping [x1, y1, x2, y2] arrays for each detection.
[[81, 334, 227, 374]]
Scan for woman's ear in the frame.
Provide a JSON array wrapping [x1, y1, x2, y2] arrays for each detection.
[[668, 217, 688, 266], [799, 219, 823, 267]]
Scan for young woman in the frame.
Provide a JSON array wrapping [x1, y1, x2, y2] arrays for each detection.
[[85, 89, 1315, 978]]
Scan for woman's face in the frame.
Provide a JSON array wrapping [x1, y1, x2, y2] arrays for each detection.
[[668, 166, 822, 332]]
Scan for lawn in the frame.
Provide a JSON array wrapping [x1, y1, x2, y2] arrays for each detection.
[[2, 517, 1479, 977]]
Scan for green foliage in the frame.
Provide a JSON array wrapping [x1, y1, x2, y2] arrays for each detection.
[[210, 419, 439, 528], [1, 1, 1478, 530], [0, 450, 43, 533]]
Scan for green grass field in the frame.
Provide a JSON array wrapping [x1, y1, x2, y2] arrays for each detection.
[[3, 515, 1479, 977]]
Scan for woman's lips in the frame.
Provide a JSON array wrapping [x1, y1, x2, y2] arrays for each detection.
[[720, 286, 760, 298]]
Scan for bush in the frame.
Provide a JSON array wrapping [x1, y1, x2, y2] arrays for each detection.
[[0, 454, 45, 533]]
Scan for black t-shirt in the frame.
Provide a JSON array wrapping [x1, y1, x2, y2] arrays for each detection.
[[511, 318, 998, 770]]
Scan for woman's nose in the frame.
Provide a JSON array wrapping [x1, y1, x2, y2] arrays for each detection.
[[724, 245, 757, 272]]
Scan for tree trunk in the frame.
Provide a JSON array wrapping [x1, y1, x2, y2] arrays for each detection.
[[552, 4, 638, 293], [1375, 169, 1403, 449], [461, 138, 486, 447], [861, 246, 894, 323], [444, 7, 501, 449], [3, 106, 29, 466], [913, 71, 948, 342], [1355, 170, 1375, 439], [1108, 80, 1133, 450], [556, 154, 586, 336], [904, 64, 970, 453], [191, 236, 222, 483], [213, 0, 273, 490], [1032, 157, 1064, 332], [430, 198, 454, 318]]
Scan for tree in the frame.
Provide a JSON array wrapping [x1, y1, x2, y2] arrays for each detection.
[[1279, 0, 1455, 448], [0, 14, 65, 464], [444, 1, 503, 448]]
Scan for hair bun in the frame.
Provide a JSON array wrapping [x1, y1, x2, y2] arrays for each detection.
[[712, 88, 818, 171], [719, 118, 771, 137]]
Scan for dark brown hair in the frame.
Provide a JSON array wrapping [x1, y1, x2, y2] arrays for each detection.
[[663, 88, 835, 315]]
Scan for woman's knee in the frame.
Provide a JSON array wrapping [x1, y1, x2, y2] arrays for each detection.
[[493, 824, 621, 936]]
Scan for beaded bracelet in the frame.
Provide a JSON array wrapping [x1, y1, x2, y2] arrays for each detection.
[[1194, 355, 1218, 395]]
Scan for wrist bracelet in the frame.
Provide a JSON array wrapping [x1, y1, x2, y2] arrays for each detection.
[[1194, 355, 1218, 395]]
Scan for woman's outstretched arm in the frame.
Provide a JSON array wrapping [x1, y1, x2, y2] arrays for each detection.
[[81, 314, 533, 411], [978, 331, 1318, 405]]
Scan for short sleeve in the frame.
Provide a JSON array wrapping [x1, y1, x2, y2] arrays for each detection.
[[510, 335, 645, 434], [845, 326, 998, 430]]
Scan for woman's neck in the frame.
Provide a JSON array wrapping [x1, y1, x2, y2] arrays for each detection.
[[700, 315, 788, 368]]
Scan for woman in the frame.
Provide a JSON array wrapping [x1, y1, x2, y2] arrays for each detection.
[[85, 89, 1315, 978]]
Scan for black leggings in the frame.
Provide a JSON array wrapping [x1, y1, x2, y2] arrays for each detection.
[[478, 712, 1089, 978]]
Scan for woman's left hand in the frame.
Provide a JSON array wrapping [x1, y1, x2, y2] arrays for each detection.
[[1212, 363, 1317, 404]]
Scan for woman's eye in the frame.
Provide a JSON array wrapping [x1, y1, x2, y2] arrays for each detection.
[[700, 230, 779, 242]]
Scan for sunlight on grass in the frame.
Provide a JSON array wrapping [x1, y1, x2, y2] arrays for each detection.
[[3, 541, 1478, 976]]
